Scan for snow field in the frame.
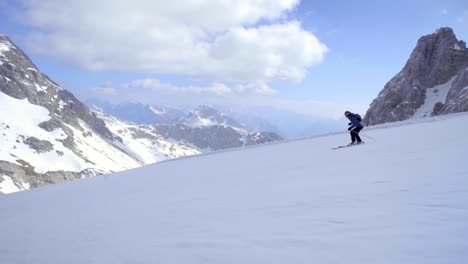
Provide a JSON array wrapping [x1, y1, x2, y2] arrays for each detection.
[[1, 113, 468, 263]]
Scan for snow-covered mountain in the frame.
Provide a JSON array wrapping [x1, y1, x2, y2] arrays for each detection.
[[87, 99, 345, 140], [153, 124, 281, 151], [152, 106, 282, 151], [95, 112, 200, 164], [0, 34, 148, 193], [364, 27, 468, 125], [1, 112, 467, 263], [0, 35, 280, 194], [181, 105, 244, 128], [90, 103, 284, 151]]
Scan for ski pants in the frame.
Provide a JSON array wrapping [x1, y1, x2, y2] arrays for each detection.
[[350, 127, 363, 143]]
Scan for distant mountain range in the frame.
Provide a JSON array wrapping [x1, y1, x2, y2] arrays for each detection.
[[87, 99, 186, 125], [0, 35, 282, 194], [87, 100, 346, 139], [90, 102, 283, 151], [364, 27, 468, 125]]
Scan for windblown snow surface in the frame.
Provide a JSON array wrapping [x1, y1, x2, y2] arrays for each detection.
[[1, 113, 468, 264]]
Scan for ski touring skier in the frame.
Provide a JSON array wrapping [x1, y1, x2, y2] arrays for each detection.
[[345, 111, 364, 146]]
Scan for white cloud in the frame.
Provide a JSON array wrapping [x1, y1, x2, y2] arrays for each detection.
[[235, 81, 277, 95], [209, 22, 328, 81], [90, 85, 117, 97], [125, 78, 278, 97], [127, 79, 233, 96], [17, 0, 327, 82]]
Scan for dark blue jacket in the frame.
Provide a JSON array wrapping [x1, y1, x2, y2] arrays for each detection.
[[347, 113, 363, 130]]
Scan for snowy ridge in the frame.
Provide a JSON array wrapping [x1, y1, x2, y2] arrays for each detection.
[[1, 113, 467, 263]]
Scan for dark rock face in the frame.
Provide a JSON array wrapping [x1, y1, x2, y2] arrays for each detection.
[[0, 160, 98, 194], [154, 124, 243, 150], [440, 66, 468, 113], [246, 132, 283, 145], [23, 137, 54, 153], [432, 102, 445, 116], [38, 119, 62, 132], [154, 124, 281, 151], [364, 28, 468, 125]]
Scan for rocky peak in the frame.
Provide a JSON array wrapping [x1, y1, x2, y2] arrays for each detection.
[[402, 27, 468, 87], [364, 27, 468, 125]]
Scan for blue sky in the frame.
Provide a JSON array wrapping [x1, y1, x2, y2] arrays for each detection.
[[1, 0, 467, 119]]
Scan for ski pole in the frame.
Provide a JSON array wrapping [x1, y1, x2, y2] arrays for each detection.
[[361, 132, 376, 141]]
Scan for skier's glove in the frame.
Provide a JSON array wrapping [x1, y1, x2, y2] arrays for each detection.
[[348, 127, 352, 131], [348, 123, 352, 125]]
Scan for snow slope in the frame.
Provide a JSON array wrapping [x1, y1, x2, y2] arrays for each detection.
[[0, 91, 140, 174], [0, 90, 142, 174], [413, 77, 455, 118], [1, 113, 468, 263]]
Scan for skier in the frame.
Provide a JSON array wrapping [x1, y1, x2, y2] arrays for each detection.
[[345, 111, 364, 145]]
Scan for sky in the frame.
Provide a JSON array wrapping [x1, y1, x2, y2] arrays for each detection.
[[0, 0, 467, 120]]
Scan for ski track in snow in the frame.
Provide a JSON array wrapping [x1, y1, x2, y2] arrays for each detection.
[[1, 113, 468, 263]]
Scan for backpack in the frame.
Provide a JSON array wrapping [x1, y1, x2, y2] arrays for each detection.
[[355, 113, 362, 122]]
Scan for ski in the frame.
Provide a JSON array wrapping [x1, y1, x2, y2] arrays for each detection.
[[332, 145, 350, 150], [332, 142, 365, 150]]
